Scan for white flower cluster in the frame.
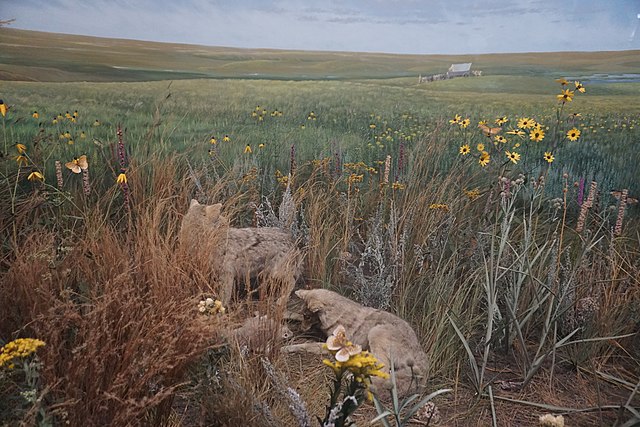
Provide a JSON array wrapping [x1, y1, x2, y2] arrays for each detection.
[[198, 297, 225, 316]]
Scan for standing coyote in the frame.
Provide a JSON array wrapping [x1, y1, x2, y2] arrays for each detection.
[[283, 288, 429, 394], [180, 199, 303, 307]]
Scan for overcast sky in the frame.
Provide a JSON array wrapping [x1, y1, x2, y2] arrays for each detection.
[[3, 0, 640, 54]]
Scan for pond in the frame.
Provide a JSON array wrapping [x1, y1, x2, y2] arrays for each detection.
[[566, 73, 640, 84]]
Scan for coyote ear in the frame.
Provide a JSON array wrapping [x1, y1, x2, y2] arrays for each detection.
[[190, 199, 200, 207], [205, 203, 222, 218]]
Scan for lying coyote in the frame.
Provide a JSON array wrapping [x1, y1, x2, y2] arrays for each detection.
[[283, 288, 429, 394], [180, 199, 303, 307]]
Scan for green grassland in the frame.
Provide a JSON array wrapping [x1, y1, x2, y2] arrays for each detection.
[[1, 29, 640, 426], [2, 28, 640, 82]]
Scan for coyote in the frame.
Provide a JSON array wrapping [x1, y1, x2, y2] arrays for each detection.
[[283, 288, 429, 394], [226, 314, 293, 353], [180, 199, 303, 307]]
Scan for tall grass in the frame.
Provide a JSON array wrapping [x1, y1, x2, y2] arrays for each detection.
[[1, 79, 639, 425]]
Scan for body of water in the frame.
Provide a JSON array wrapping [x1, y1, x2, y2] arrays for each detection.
[[566, 73, 640, 84]]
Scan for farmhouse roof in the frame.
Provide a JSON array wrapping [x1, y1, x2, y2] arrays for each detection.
[[448, 63, 472, 72]]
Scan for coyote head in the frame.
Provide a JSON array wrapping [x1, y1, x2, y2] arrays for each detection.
[[185, 199, 229, 227], [179, 200, 230, 248]]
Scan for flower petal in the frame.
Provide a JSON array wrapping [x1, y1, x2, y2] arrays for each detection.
[[335, 348, 351, 362]]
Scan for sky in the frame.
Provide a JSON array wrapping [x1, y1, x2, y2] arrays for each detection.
[[3, 0, 640, 54]]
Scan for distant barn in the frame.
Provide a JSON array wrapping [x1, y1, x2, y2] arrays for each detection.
[[418, 62, 481, 83], [446, 63, 472, 78]]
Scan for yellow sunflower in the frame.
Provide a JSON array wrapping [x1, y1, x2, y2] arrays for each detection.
[[543, 152, 555, 163], [567, 128, 581, 141], [478, 151, 490, 167], [517, 117, 536, 129], [505, 151, 521, 164], [530, 128, 545, 142], [557, 89, 574, 103]]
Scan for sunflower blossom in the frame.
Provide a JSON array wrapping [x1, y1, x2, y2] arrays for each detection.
[[530, 127, 545, 142], [505, 151, 521, 164], [567, 128, 581, 141], [495, 116, 508, 125], [506, 128, 526, 137], [479, 151, 490, 167], [27, 171, 45, 182], [574, 81, 586, 93], [459, 144, 470, 155], [557, 89, 574, 103], [15, 155, 28, 167], [517, 117, 536, 129], [544, 152, 555, 163], [449, 114, 461, 125]]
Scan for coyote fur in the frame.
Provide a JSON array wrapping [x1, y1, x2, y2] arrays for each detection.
[[226, 314, 293, 353], [283, 288, 429, 394], [180, 199, 302, 307]]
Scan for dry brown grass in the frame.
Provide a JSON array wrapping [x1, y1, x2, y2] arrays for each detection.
[[1, 140, 639, 426]]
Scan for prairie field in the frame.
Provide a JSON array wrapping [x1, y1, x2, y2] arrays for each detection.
[[1, 29, 639, 426]]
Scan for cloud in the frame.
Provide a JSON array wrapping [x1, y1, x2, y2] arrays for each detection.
[[3, 0, 638, 54]]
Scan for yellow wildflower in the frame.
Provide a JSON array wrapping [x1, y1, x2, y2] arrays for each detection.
[[459, 145, 470, 155], [544, 152, 555, 163], [517, 117, 536, 129], [116, 173, 127, 184], [27, 171, 45, 182], [567, 128, 581, 141], [477, 143, 485, 152], [530, 127, 545, 142], [198, 298, 226, 315], [32, 111, 39, 119], [479, 151, 490, 167], [0, 338, 45, 368], [464, 188, 481, 200], [574, 81, 585, 93], [449, 114, 461, 125], [495, 116, 508, 125], [222, 135, 231, 142], [16, 143, 27, 154], [557, 89, 574, 103], [0, 99, 6, 117], [505, 150, 521, 164], [244, 144, 252, 154], [460, 118, 470, 128], [506, 129, 526, 137], [15, 155, 28, 167]]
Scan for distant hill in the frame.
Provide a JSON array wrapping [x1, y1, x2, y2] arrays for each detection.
[[1, 28, 639, 82]]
